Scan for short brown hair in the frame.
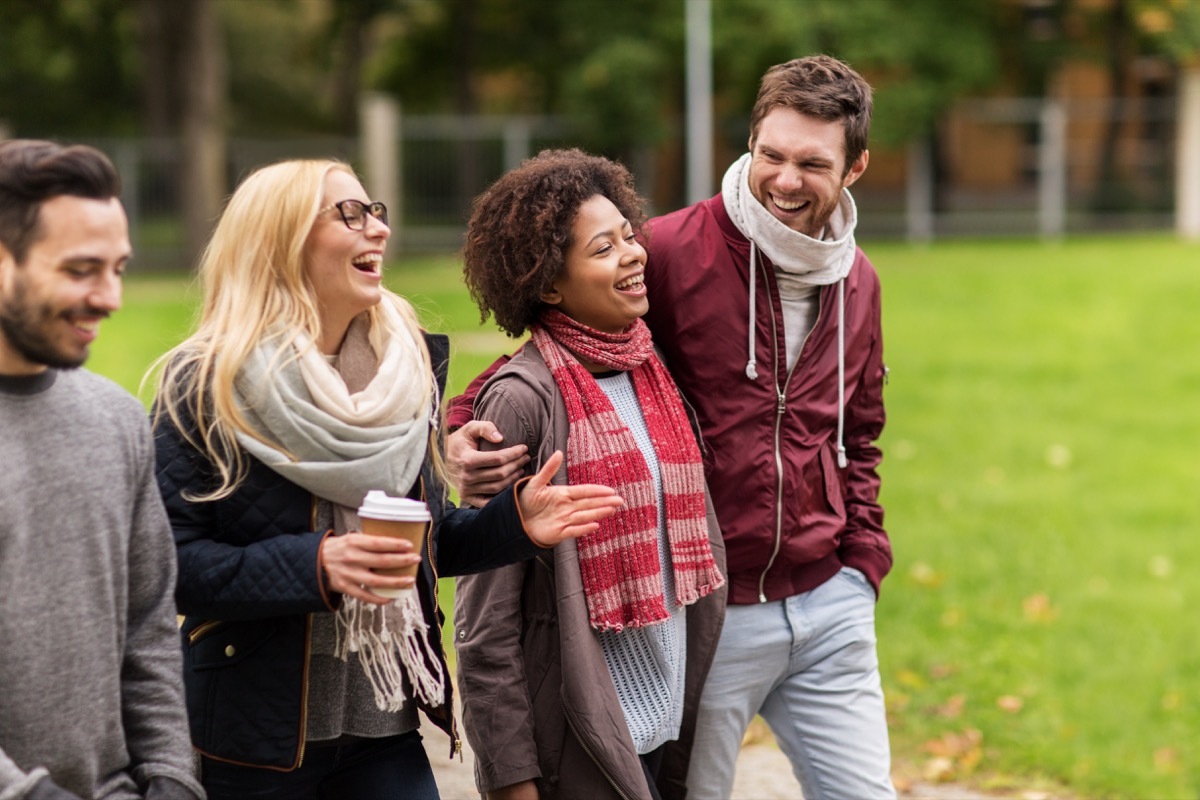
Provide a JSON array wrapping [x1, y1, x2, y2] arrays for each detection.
[[0, 139, 121, 263], [463, 148, 647, 337], [749, 55, 873, 174]]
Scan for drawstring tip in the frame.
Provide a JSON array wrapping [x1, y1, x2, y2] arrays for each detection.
[[837, 447, 848, 469], [745, 362, 758, 380]]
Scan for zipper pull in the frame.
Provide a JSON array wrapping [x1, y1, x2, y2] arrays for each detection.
[[776, 390, 786, 416], [455, 735, 463, 761]]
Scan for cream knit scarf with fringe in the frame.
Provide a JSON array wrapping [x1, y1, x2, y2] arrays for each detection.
[[233, 302, 445, 711]]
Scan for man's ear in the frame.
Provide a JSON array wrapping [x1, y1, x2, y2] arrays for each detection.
[[843, 149, 869, 188]]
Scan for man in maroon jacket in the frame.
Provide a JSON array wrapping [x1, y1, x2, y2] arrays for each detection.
[[447, 55, 894, 800]]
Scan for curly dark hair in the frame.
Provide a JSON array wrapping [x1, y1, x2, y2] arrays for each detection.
[[463, 148, 648, 337]]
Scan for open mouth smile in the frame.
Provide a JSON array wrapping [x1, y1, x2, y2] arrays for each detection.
[[351, 253, 382, 274]]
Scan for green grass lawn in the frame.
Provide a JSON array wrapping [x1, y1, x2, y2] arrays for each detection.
[[90, 234, 1200, 798]]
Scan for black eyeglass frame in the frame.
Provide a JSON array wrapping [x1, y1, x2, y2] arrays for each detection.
[[319, 199, 389, 230]]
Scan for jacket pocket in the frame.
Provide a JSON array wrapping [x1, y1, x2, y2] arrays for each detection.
[[190, 618, 280, 669], [182, 617, 302, 767]]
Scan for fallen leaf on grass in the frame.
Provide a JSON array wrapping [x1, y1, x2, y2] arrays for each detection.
[[1153, 746, 1181, 773], [996, 695, 1024, 713], [934, 693, 966, 718], [909, 561, 943, 588], [929, 663, 959, 680], [1022, 592, 1058, 623], [921, 727, 984, 783], [922, 756, 956, 783], [924, 727, 983, 757]]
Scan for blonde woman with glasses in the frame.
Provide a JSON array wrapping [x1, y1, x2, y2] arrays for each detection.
[[151, 159, 622, 800]]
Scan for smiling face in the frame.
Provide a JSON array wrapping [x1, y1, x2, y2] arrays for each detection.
[[302, 170, 390, 352], [0, 195, 129, 375], [747, 107, 868, 238], [541, 194, 648, 335]]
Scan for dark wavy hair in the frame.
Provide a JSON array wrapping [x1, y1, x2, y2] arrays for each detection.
[[463, 148, 647, 337], [750, 55, 873, 175], [0, 139, 121, 263]]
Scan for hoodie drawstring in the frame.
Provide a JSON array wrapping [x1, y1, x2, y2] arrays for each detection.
[[836, 277, 848, 469], [745, 241, 759, 380], [746, 245, 849, 470]]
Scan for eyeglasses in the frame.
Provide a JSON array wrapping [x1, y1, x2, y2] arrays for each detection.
[[319, 199, 388, 231]]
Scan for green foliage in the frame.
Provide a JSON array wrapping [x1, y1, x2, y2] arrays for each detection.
[[0, 0, 139, 134]]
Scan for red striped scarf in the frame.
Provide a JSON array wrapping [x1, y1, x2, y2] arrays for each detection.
[[531, 310, 724, 631]]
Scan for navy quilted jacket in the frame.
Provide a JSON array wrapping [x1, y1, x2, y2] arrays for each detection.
[[154, 334, 540, 770]]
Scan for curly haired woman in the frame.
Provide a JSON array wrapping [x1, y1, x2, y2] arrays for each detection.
[[454, 149, 727, 800]]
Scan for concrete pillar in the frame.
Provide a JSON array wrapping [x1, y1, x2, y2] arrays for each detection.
[[1176, 64, 1200, 239], [685, 0, 713, 205], [906, 137, 935, 243], [1038, 98, 1067, 239], [360, 93, 401, 240]]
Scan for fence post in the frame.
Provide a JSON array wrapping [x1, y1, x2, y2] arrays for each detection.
[[503, 118, 532, 172], [1038, 98, 1067, 239], [112, 142, 141, 255], [360, 93, 401, 244], [1177, 64, 1200, 240], [906, 137, 934, 243]]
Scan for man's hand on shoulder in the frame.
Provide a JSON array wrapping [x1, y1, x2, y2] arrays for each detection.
[[446, 420, 530, 507]]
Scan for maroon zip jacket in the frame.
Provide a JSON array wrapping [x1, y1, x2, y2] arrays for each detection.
[[641, 193, 889, 605], [447, 192, 890, 605]]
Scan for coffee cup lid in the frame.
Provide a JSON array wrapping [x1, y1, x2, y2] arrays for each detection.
[[358, 490, 431, 522]]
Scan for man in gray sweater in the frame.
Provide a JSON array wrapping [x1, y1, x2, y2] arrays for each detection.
[[0, 140, 203, 800]]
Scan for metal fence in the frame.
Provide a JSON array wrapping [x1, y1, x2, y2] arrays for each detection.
[[74, 96, 1183, 270]]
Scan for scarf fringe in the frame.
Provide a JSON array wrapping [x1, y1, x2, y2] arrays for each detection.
[[334, 592, 446, 711]]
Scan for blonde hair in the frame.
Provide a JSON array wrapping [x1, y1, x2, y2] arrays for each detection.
[[151, 159, 437, 501]]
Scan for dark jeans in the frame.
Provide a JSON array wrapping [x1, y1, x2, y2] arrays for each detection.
[[641, 744, 665, 800], [201, 732, 439, 800]]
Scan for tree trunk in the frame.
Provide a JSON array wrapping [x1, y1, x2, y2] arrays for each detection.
[[452, 0, 482, 220], [178, 0, 227, 264], [135, 0, 176, 139], [1093, 0, 1131, 211]]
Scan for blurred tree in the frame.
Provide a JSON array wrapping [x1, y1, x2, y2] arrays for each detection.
[[0, 0, 138, 134], [134, 0, 226, 262], [370, 0, 1003, 209]]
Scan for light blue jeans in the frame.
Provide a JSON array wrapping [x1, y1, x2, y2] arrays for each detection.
[[686, 567, 895, 800]]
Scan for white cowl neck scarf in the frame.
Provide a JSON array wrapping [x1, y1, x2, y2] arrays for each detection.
[[233, 303, 445, 712], [721, 152, 860, 468]]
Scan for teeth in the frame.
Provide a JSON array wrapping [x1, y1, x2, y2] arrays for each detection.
[[351, 253, 382, 268], [75, 321, 98, 332], [615, 275, 644, 290], [773, 196, 805, 211]]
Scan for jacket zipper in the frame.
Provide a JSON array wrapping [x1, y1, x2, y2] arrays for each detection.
[[421, 476, 462, 760], [296, 615, 312, 767], [756, 266, 825, 603], [561, 685, 634, 800], [296, 495, 324, 768]]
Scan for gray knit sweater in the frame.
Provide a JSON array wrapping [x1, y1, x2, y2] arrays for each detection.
[[0, 370, 203, 800]]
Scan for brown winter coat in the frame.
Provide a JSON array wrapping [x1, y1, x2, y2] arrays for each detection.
[[453, 344, 726, 800]]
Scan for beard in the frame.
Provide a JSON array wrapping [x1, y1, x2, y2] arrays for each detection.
[[0, 280, 95, 370]]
